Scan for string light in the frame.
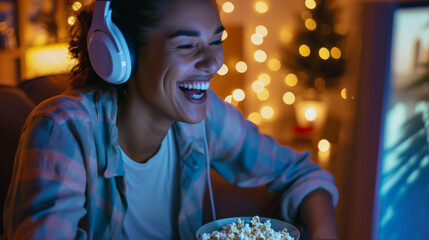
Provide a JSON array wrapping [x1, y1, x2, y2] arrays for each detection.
[[268, 58, 281, 71], [258, 73, 271, 86], [305, 0, 317, 9], [305, 18, 317, 31], [224, 95, 232, 103], [304, 107, 317, 121], [319, 47, 330, 60], [235, 61, 248, 73], [251, 33, 264, 45], [254, 50, 267, 62], [217, 64, 228, 75], [222, 2, 235, 13], [222, 30, 228, 41], [283, 92, 295, 105], [331, 47, 342, 59], [284, 73, 298, 86], [255, 1, 269, 13], [232, 89, 245, 102], [341, 88, 347, 99], [248, 112, 262, 125], [255, 25, 268, 37], [252, 80, 265, 93], [256, 89, 270, 101], [68, 16, 76, 25], [318, 139, 331, 152], [260, 106, 274, 119], [299, 44, 311, 57]]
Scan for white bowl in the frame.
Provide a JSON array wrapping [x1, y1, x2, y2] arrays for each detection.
[[196, 216, 300, 239]]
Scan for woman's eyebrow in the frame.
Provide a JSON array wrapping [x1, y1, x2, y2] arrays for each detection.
[[168, 25, 225, 39]]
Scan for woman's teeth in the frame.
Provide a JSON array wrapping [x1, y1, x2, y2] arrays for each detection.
[[177, 82, 210, 91], [178, 82, 210, 100]]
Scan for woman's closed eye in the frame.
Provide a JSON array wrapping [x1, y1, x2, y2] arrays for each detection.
[[209, 39, 223, 45], [176, 43, 196, 49]]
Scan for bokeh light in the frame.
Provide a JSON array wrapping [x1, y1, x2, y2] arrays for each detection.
[[224, 95, 232, 103], [222, 30, 228, 41], [284, 73, 298, 86], [217, 64, 228, 75], [268, 58, 281, 71], [318, 139, 331, 152], [254, 50, 267, 62], [258, 73, 271, 86], [222, 2, 235, 13], [248, 112, 262, 125], [304, 107, 317, 121], [299, 44, 311, 57], [232, 89, 245, 102], [255, 1, 269, 13], [341, 88, 347, 99], [305, 18, 317, 31], [251, 33, 264, 45], [68, 16, 76, 25], [72, 1, 83, 11], [252, 80, 265, 93], [283, 92, 296, 105], [305, 0, 316, 9], [260, 106, 274, 119], [319, 47, 330, 60], [257, 89, 270, 101], [255, 25, 268, 37], [331, 47, 342, 59], [235, 61, 248, 73]]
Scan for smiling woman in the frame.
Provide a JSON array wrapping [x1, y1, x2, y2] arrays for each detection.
[[3, 0, 339, 239]]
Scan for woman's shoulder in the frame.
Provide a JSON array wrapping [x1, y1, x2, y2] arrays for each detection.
[[29, 88, 116, 124]]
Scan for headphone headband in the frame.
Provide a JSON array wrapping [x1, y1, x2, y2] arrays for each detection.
[[87, 0, 133, 84]]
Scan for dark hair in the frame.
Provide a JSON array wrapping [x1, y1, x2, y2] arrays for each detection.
[[68, 0, 169, 102]]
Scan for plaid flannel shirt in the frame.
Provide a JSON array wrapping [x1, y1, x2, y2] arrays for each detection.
[[3, 88, 338, 239]]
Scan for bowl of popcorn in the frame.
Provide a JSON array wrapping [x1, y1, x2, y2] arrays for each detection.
[[196, 215, 300, 240]]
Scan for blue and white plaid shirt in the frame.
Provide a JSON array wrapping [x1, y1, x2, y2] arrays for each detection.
[[3, 88, 338, 239]]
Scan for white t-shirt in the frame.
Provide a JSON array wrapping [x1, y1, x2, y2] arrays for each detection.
[[120, 129, 180, 239]]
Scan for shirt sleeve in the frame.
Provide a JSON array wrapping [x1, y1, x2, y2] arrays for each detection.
[[3, 115, 88, 239], [205, 91, 339, 222]]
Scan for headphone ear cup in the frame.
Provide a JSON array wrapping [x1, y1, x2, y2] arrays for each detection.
[[87, 1, 134, 84]]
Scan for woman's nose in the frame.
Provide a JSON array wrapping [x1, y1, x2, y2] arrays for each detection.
[[195, 47, 223, 74]]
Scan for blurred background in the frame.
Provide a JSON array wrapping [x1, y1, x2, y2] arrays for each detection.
[[0, 0, 428, 239]]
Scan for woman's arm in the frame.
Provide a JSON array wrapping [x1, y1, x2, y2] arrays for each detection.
[[298, 189, 339, 240]]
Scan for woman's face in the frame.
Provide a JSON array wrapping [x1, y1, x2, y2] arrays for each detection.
[[132, 0, 224, 124]]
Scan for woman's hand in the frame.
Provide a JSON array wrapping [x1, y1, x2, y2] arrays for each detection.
[[298, 189, 340, 240]]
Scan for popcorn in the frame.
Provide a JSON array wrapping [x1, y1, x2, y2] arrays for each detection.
[[200, 216, 295, 240]]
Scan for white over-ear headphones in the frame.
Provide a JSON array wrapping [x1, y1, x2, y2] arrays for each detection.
[[87, 0, 133, 84]]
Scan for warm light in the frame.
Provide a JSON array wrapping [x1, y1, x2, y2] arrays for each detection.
[[331, 47, 342, 59], [217, 64, 228, 75], [248, 112, 262, 125], [260, 106, 274, 119], [224, 95, 232, 103], [301, 11, 312, 21], [251, 33, 264, 45], [299, 44, 311, 57], [68, 16, 76, 25], [319, 47, 330, 60], [341, 88, 347, 99], [305, 0, 317, 9], [257, 89, 270, 101], [268, 58, 281, 71], [254, 50, 267, 62], [305, 18, 317, 31], [24, 43, 77, 79], [283, 92, 296, 105], [255, 25, 268, 37], [235, 61, 248, 73], [222, 2, 235, 13], [304, 107, 317, 121], [252, 80, 265, 93], [72, 1, 83, 11], [318, 139, 330, 152], [285, 73, 298, 86], [222, 30, 228, 41], [255, 1, 269, 13], [314, 78, 326, 90], [280, 27, 292, 43], [258, 73, 271, 86], [232, 89, 245, 102], [334, 23, 348, 35]]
